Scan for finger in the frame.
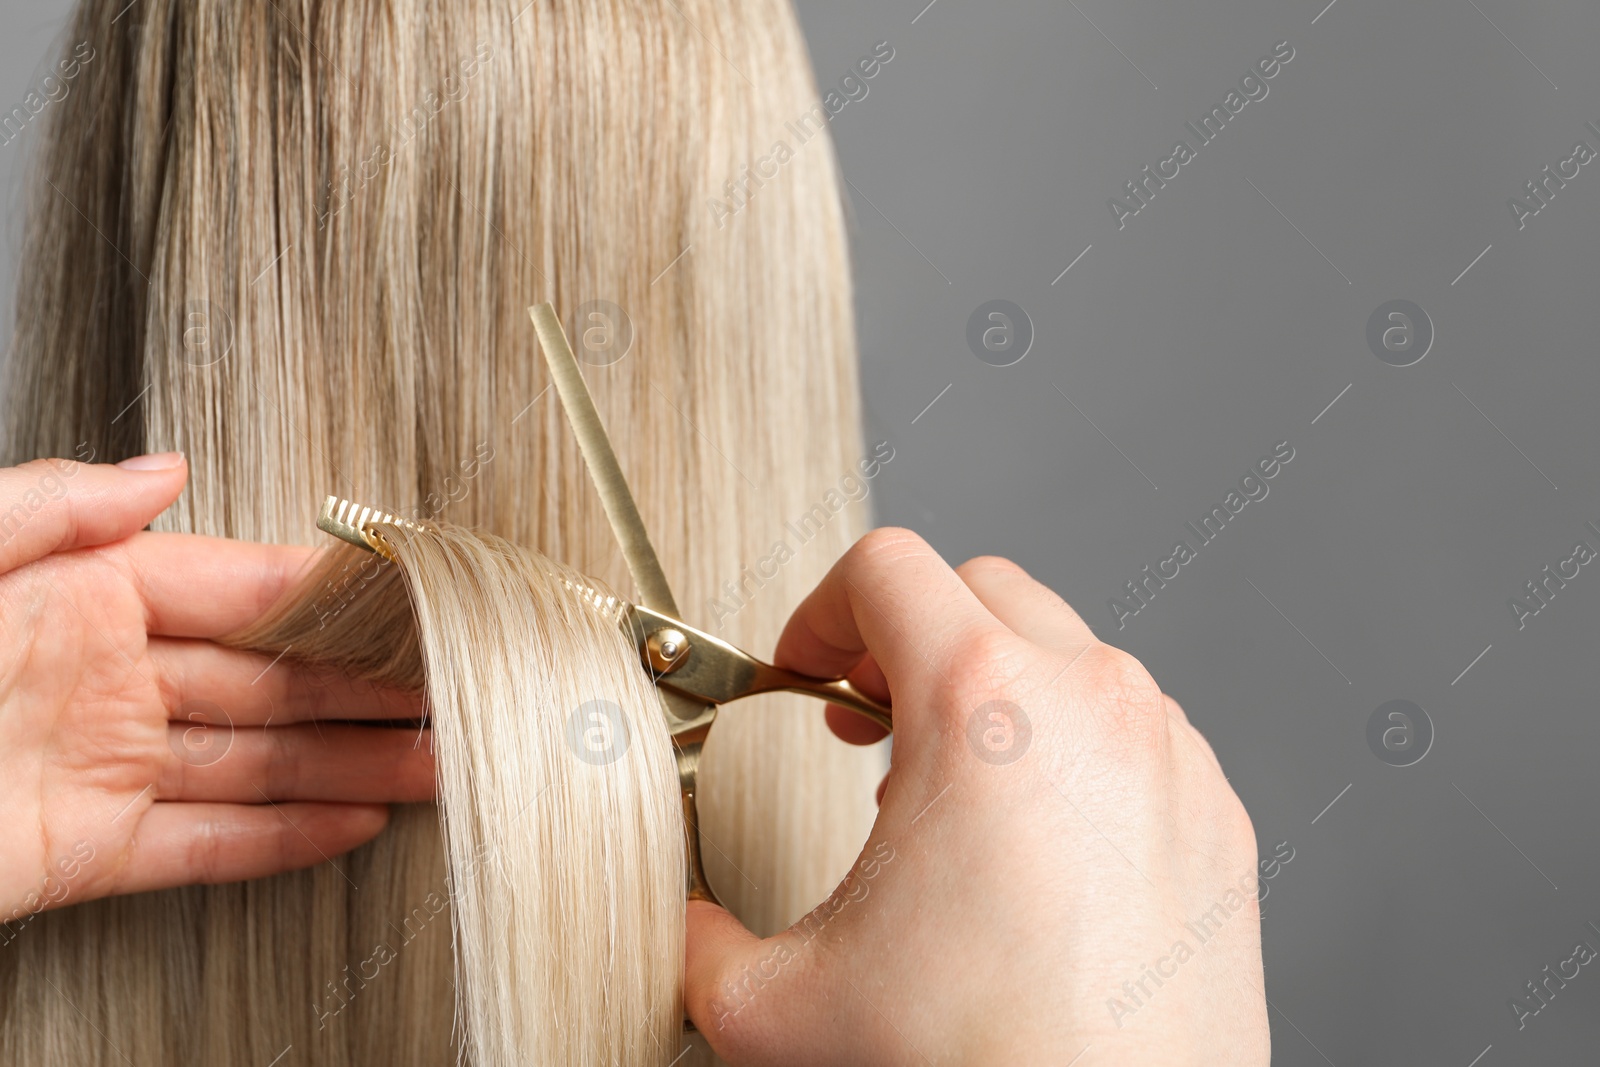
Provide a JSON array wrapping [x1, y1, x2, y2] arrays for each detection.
[[116, 531, 325, 638], [114, 801, 389, 896], [150, 639, 422, 725], [953, 556, 1094, 651], [0, 455, 188, 575], [822, 652, 890, 745], [1163, 693, 1189, 725], [825, 704, 890, 745], [685, 899, 789, 1056], [850, 652, 889, 702], [159, 724, 436, 803], [774, 528, 1001, 709]]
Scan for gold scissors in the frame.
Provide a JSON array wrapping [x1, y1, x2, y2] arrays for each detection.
[[316, 304, 891, 907]]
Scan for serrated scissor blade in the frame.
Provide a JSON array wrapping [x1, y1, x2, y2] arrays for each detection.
[[528, 303, 681, 617], [529, 304, 716, 742]]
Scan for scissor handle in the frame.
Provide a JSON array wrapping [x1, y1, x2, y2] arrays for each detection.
[[632, 605, 893, 734], [743, 664, 893, 733], [673, 667, 887, 1040]]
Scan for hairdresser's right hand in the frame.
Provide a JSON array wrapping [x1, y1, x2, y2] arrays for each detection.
[[0, 454, 434, 925], [685, 529, 1269, 1066]]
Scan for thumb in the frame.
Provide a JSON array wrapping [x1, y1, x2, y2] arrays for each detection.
[[685, 899, 790, 1059], [0, 453, 188, 574]]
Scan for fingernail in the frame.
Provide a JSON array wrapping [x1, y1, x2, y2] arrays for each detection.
[[116, 451, 185, 471]]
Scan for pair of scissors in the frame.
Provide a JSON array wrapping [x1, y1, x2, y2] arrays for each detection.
[[316, 304, 892, 907], [527, 304, 892, 906]]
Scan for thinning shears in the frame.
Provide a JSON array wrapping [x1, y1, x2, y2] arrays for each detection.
[[316, 303, 892, 906]]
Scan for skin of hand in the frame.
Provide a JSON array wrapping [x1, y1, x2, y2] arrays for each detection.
[[684, 529, 1269, 1065], [0, 454, 433, 930]]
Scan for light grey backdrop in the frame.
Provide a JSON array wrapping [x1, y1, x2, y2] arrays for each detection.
[[4, 1, 1599, 1064], [791, 1, 1600, 1064]]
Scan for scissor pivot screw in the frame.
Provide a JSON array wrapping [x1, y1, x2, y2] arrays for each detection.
[[646, 628, 691, 674]]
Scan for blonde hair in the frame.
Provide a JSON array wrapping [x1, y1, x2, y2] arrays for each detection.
[[1, 0, 880, 1062], [226, 529, 687, 1065]]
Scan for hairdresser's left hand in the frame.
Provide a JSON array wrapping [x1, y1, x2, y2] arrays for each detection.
[[0, 453, 433, 925]]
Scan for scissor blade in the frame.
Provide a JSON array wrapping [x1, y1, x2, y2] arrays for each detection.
[[528, 304, 680, 617]]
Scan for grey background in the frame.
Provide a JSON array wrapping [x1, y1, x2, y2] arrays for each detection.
[[4, 0, 1599, 1063]]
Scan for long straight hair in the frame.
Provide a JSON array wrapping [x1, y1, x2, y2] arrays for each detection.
[[1, 0, 881, 1062]]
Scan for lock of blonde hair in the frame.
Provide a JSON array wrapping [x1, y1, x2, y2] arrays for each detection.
[[1, 0, 882, 1062]]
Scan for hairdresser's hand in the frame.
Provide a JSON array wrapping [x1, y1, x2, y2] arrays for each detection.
[[0, 454, 433, 925], [685, 529, 1268, 1066]]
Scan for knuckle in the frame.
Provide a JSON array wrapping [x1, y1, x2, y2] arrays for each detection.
[[1086, 644, 1164, 708], [283, 663, 315, 715], [275, 813, 297, 876], [850, 526, 931, 570], [956, 554, 1025, 583], [152, 661, 182, 720], [186, 814, 226, 884], [158, 731, 189, 796], [264, 729, 298, 799], [945, 626, 1029, 703], [1078, 643, 1168, 750]]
